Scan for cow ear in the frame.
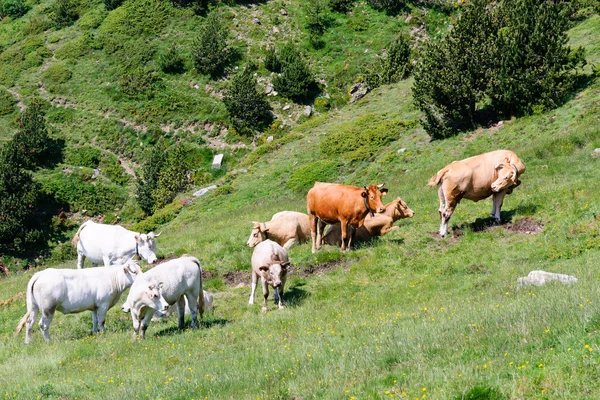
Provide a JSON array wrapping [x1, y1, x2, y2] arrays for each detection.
[[123, 265, 130, 274], [380, 188, 389, 195], [157, 282, 164, 290], [271, 254, 280, 262], [281, 262, 290, 270], [494, 163, 503, 170], [134, 234, 141, 242], [361, 191, 368, 198], [148, 232, 155, 239], [259, 265, 269, 272]]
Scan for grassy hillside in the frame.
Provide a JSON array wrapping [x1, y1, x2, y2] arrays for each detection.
[[0, 8, 600, 400]]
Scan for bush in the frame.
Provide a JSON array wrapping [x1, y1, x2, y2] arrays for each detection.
[[330, 0, 353, 13], [286, 159, 340, 193], [152, 144, 192, 210], [78, 7, 107, 28], [100, 0, 168, 37], [192, 11, 233, 78], [223, 66, 274, 136], [65, 145, 101, 168], [23, 16, 52, 35], [264, 48, 281, 72], [2, 0, 29, 17], [365, 34, 412, 89], [104, 0, 123, 11], [367, 0, 405, 14], [0, 88, 17, 116], [136, 139, 167, 214], [50, 0, 80, 28], [272, 43, 316, 102], [158, 46, 186, 74], [119, 67, 161, 98], [42, 63, 72, 85], [99, 153, 129, 186]]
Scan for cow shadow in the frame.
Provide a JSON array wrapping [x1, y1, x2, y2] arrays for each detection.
[[454, 206, 537, 233], [154, 317, 230, 337], [281, 285, 308, 308]]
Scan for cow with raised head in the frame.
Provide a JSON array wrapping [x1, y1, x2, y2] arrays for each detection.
[[15, 261, 142, 343], [306, 182, 388, 252], [246, 211, 311, 250], [428, 149, 525, 237], [72, 221, 160, 268], [248, 240, 290, 313], [121, 256, 204, 339], [322, 196, 414, 245]]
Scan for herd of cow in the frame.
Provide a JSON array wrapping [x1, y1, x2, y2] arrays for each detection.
[[14, 149, 525, 343]]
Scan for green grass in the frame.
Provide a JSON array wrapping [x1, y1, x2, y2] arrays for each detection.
[[1, 6, 600, 400]]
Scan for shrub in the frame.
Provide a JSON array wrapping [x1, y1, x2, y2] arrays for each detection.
[[223, 67, 274, 136], [99, 153, 129, 186], [119, 67, 161, 98], [77, 8, 107, 29], [50, 0, 80, 28], [65, 145, 101, 168], [152, 144, 192, 210], [133, 202, 183, 233], [304, 0, 328, 37], [42, 63, 72, 85], [136, 139, 167, 214], [365, 34, 412, 89], [104, 0, 123, 11], [158, 46, 186, 74], [330, 0, 353, 13], [272, 43, 316, 102], [264, 48, 281, 73], [54, 36, 89, 60], [2, 0, 29, 17], [23, 16, 52, 35], [100, 0, 168, 37], [286, 159, 340, 193], [0, 88, 17, 116], [367, 0, 405, 14], [192, 11, 233, 78]]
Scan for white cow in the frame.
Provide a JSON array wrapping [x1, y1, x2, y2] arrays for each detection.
[[121, 256, 204, 339], [248, 240, 290, 313], [14, 261, 142, 343], [152, 290, 214, 322], [72, 220, 161, 269]]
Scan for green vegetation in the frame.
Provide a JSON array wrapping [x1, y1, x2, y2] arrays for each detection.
[[192, 10, 233, 78], [0, 3, 599, 399]]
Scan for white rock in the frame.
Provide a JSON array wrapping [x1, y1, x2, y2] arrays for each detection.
[[397, 148, 406, 153], [193, 185, 217, 197], [283, 105, 290, 111], [212, 154, 224, 169], [517, 270, 577, 287], [304, 106, 312, 116], [266, 136, 274, 143], [592, 148, 600, 157]]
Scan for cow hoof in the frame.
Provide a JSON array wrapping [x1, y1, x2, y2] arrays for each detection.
[[278, 305, 284, 310], [261, 307, 267, 314], [248, 300, 254, 305]]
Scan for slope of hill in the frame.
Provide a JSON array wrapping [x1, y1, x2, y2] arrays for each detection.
[[0, 5, 599, 400]]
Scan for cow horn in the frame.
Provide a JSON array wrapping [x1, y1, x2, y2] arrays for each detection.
[[377, 183, 385, 188], [155, 232, 162, 238]]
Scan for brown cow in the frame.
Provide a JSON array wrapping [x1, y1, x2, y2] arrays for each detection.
[[428, 150, 525, 237], [322, 197, 414, 246], [306, 182, 388, 252], [246, 211, 310, 250]]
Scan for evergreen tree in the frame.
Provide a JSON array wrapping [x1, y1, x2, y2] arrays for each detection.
[[136, 138, 167, 215], [273, 43, 316, 102], [192, 11, 233, 78], [489, 0, 586, 115], [223, 67, 274, 135], [9, 99, 55, 169], [152, 144, 191, 210]]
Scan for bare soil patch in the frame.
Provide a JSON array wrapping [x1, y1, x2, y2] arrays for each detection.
[[505, 218, 543, 235]]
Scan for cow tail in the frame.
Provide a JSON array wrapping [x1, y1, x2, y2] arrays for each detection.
[[14, 273, 38, 336], [189, 257, 205, 319], [71, 222, 88, 247], [427, 167, 448, 187]]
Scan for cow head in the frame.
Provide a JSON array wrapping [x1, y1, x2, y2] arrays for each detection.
[[491, 158, 520, 193], [122, 260, 143, 285], [146, 282, 170, 314], [247, 222, 267, 248], [362, 184, 388, 214], [390, 197, 415, 221], [258, 254, 289, 288], [134, 232, 161, 264]]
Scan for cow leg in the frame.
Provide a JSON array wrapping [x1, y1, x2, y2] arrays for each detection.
[[185, 293, 199, 329], [340, 220, 349, 251], [140, 311, 154, 340], [91, 310, 99, 333], [39, 310, 54, 342], [261, 279, 269, 314], [77, 253, 85, 269], [282, 238, 296, 250], [309, 214, 318, 253], [25, 307, 38, 344], [177, 296, 186, 329], [492, 191, 507, 223], [249, 271, 258, 305], [277, 275, 286, 310], [102, 256, 111, 267], [96, 305, 109, 333]]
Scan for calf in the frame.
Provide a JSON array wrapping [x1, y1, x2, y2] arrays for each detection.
[[248, 240, 290, 313], [15, 261, 142, 343], [246, 211, 311, 250], [122, 256, 204, 339], [322, 197, 414, 245], [307, 182, 388, 252]]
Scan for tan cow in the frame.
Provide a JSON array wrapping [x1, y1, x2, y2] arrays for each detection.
[[428, 149, 525, 237], [307, 182, 388, 252], [322, 197, 414, 246], [248, 240, 290, 313], [246, 211, 310, 250]]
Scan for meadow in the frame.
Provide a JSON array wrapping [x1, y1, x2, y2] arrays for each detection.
[[1, 8, 600, 400]]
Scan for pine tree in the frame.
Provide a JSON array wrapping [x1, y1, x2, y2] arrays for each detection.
[[136, 138, 167, 214], [273, 43, 315, 102], [9, 99, 55, 169], [192, 11, 232, 78], [223, 67, 274, 135], [151, 144, 191, 210]]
